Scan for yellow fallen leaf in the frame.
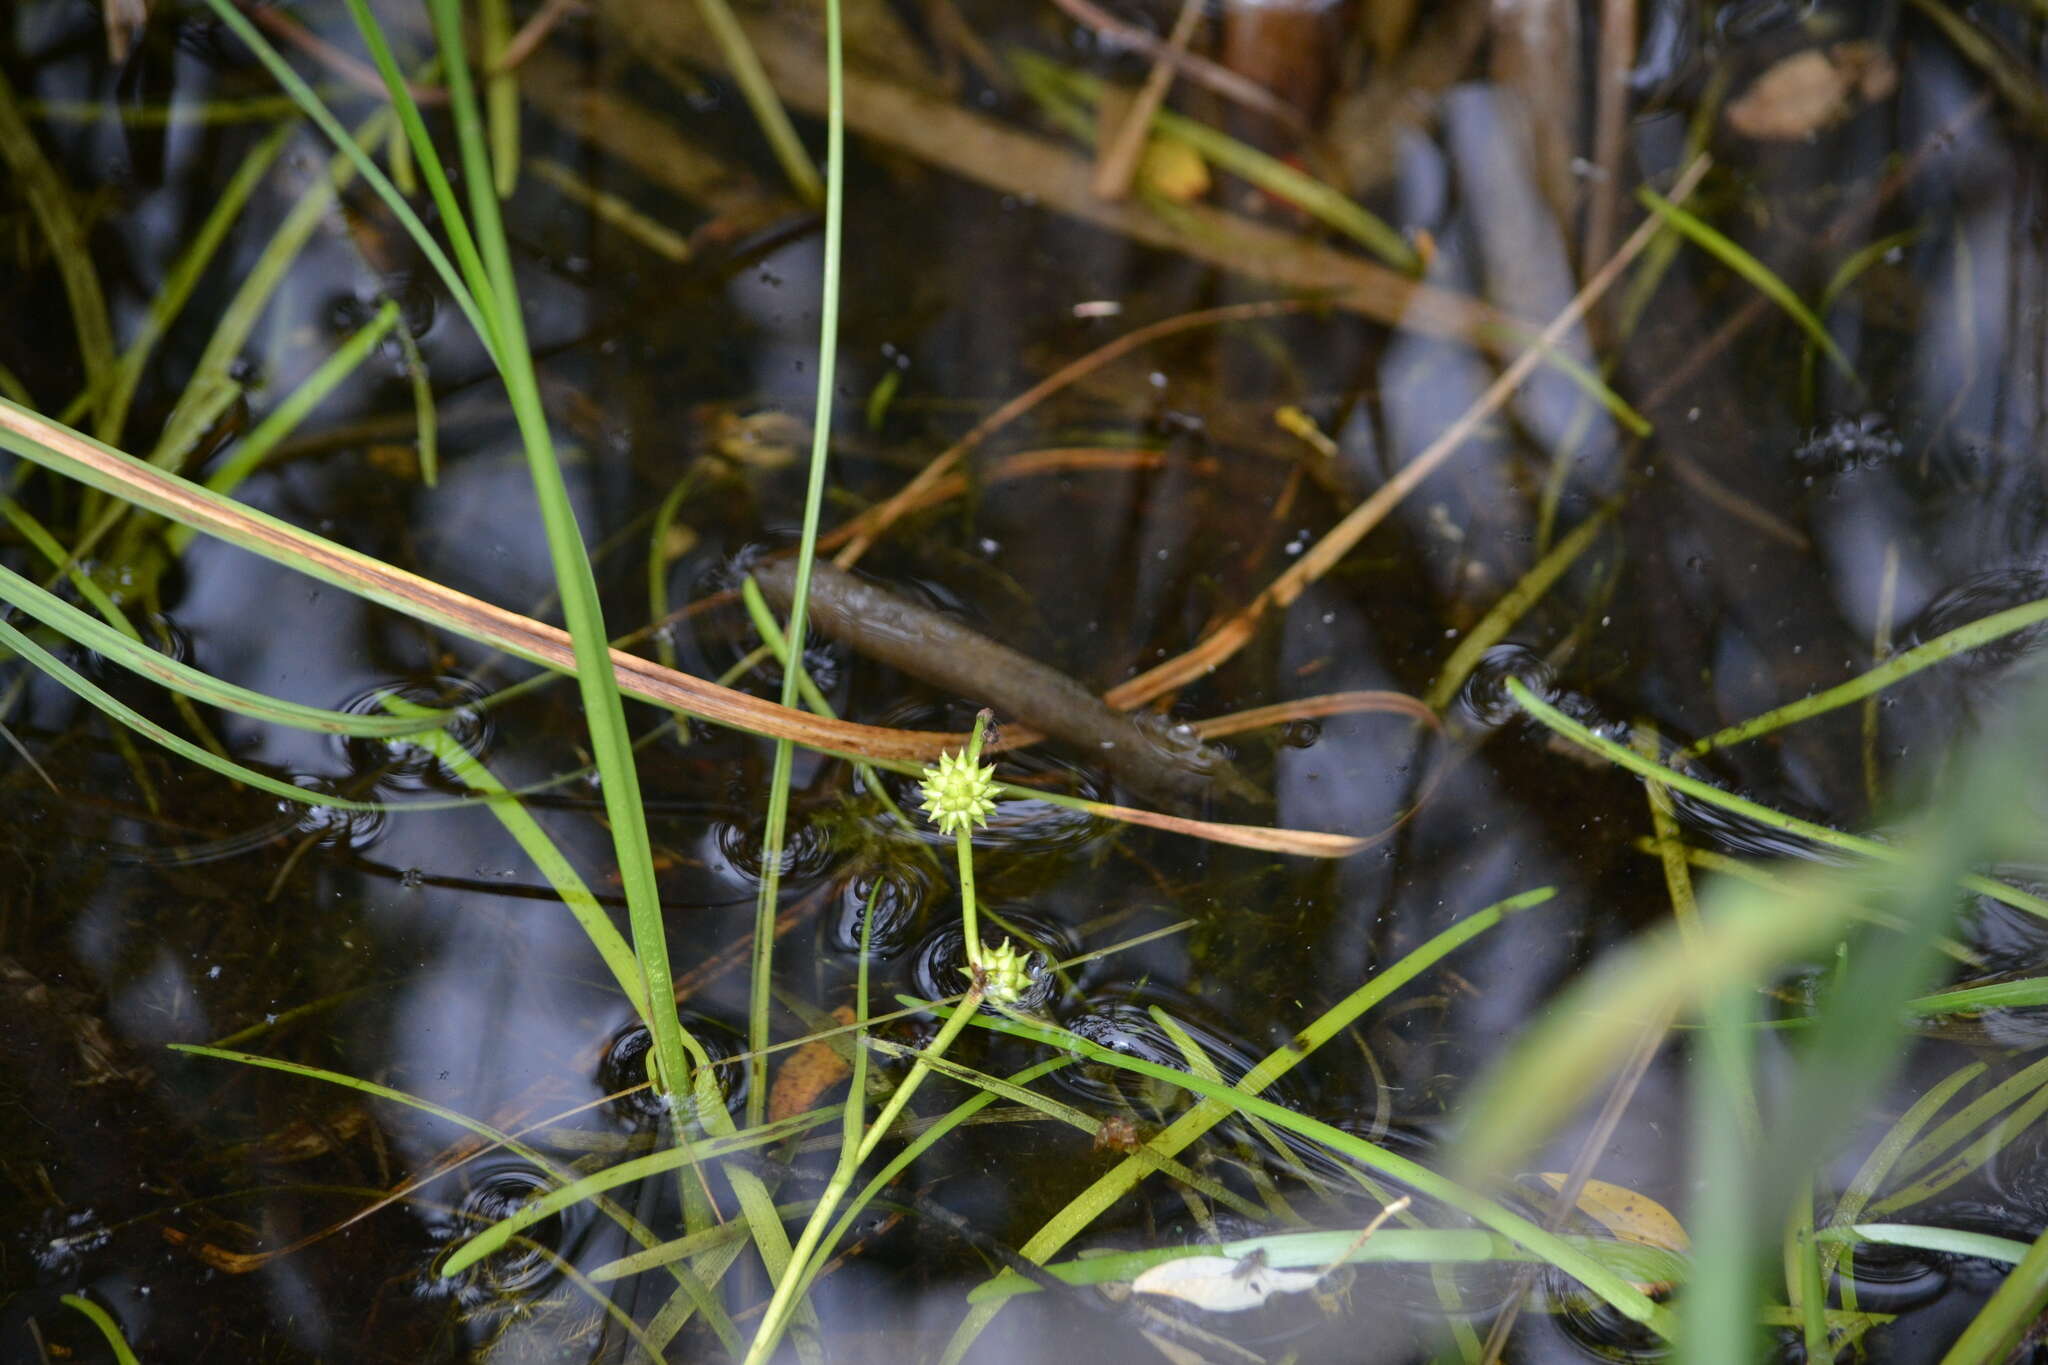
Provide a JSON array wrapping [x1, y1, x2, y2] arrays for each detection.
[[1537, 1174, 1691, 1252]]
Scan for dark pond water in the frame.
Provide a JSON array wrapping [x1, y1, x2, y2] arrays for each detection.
[[5, 0, 2048, 1361]]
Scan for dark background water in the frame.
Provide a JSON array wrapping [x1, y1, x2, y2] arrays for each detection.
[[4, 0, 2048, 1360]]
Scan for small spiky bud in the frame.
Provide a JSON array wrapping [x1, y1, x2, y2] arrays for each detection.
[[976, 937, 1033, 1007], [919, 747, 998, 836]]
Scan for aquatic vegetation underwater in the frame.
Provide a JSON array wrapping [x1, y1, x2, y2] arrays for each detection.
[[9, 1, 2048, 1362]]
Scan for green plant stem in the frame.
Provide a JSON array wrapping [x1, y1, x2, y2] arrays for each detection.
[[59, 1294, 138, 1365], [936, 1000, 1669, 1336], [689, 0, 822, 204], [744, 983, 986, 1365], [746, 0, 844, 1132], [1637, 186, 1856, 384], [956, 711, 992, 971], [1506, 679, 2048, 920], [166, 301, 402, 552], [1941, 1220, 2048, 1363], [1691, 592, 2048, 755]]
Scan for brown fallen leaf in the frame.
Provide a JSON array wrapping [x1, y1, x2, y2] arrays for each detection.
[[1727, 42, 1898, 141], [769, 1006, 857, 1121]]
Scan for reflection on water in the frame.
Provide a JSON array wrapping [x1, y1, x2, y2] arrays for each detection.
[[6, 0, 2048, 1360]]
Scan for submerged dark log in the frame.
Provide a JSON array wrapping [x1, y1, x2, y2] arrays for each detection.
[[750, 556, 1257, 809]]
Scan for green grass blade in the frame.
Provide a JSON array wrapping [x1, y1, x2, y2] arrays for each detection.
[[1692, 593, 2048, 755], [1941, 1222, 2048, 1364], [1819, 1223, 2032, 1264], [0, 559, 443, 738], [399, 0, 697, 1105], [203, 0, 496, 360], [334, 0, 494, 351], [932, 999, 1671, 1337], [392, 315, 438, 487], [1684, 987, 1767, 1364], [58, 1295, 139, 1365], [941, 887, 1552, 1358], [0, 614, 388, 812], [689, 0, 822, 204], [1910, 976, 2048, 1014], [0, 71, 115, 425], [164, 300, 402, 553], [1893, 1055, 2048, 1183], [1509, 679, 2048, 919], [974, 1229, 1688, 1303], [1637, 187, 1856, 384], [481, 0, 519, 199], [748, 0, 847, 1108]]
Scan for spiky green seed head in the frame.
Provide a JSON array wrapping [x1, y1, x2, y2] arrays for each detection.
[[919, 747, 998, 835], [976, 937, 1033, 1007]]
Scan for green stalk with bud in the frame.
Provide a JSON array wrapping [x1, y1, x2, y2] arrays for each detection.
[[922, 709, 1032, 1005], [742, 708, 1021, 1363]]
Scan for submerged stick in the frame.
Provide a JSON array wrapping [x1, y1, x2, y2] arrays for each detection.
[[749, 557, 1253, 808]]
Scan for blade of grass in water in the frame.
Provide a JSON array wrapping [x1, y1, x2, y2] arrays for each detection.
[[941, 888, 1557, 1359], [164, 301, 402, 553], [976, 1229, 1689, 1303], [1818, 1223, 2032, 1264], [1689, 593, 2048, 755], [1508, 679, 2048, 919], [1636, 186, 1856, 384], [58, 1295, 138, 1365], [392, 316, 438, 487], [0, 560, 442, 738], [931, 996, 1671, 1339], [481, 0, 519, 198], [422, 0, 698, 1107], [739, 7, 846, 1352], [0, 70, 115, 426], [689, 0, 822, 204], [747, 0, 847, 1114], [169, 1041, 740, 1354]]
